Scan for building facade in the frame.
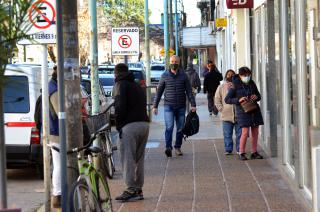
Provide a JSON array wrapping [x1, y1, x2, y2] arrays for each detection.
[[215, 0, 320, 210]]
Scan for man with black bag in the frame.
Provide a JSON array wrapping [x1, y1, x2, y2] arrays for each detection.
[[153, 55, 197, 157]]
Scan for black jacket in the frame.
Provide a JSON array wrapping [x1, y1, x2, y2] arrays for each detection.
[[153, 69, 196, 108], [113, 72, 149, 131], [186, 64, 201, 92], [224, 75, 264, 127], [203, 69, 223, 93]]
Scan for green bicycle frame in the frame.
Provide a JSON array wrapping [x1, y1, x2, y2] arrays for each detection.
[[77, 155, 112, 210]]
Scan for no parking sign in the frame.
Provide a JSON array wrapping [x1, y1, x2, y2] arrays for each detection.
[[112, 27, 139, 56], [19, 0, 56, 44]]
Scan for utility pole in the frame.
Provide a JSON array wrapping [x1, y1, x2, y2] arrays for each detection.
[[56, 0, 82, 211], [89, 0, 99, 116], [62, 0, 82, 208], [144, 0, 151, 120], [164, 0, 169, 68]]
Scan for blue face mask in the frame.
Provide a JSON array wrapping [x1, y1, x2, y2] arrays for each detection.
[[241, 76, 251, 84]]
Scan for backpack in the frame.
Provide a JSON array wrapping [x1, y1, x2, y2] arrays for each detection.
[[182, 111, 199, 140]]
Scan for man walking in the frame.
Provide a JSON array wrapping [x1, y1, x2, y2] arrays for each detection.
[[153, 55, 197, 157], [186, 62, 201, 112], [113, 63, 150, 202], [203, 61, 223, 115]]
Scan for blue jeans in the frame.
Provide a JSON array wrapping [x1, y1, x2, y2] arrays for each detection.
[[164, 105, 186, 149], [222, 121, 241, 152]]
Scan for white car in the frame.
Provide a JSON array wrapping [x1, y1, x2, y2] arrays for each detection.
[[99, 74, 115, 97], [150, 64, 165, 84]]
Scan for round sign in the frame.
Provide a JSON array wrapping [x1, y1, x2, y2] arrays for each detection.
[[118, 35, 132, 49], [29, 0, 56, 29]]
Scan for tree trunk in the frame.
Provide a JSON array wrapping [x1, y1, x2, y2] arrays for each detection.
[[62, 0, 82, 197]]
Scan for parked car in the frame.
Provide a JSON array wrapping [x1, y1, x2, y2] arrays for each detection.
[[80, 77, 112, 114], [98, 74, 115, 97], [150, 64, 165, 84], [129, 67, 146, 89], [4, 64, 44, 175]]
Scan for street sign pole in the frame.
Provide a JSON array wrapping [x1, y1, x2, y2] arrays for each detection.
[[41, 44, 51, 212], [89, 0, 99, 116], [56, 0, 68, 211], [145, 0, 152, 120], [0, 86, 7, 210]]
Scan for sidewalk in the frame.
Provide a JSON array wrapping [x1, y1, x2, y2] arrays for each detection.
[[108, 94, 308, 211]]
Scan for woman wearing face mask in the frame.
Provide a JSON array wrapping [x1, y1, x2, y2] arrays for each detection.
[[224, 67, 264, 160], [214, 69, 241, 155]]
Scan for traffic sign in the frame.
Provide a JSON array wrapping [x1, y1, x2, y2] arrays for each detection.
[[160, 48, 175, 57], [112, 27, 139, 56], [216, 18, 227, 28], [19, 0, 56, 45]]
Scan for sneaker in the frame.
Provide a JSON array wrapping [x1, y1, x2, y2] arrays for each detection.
[[165, 148, 172, 157], [225, 151, 232, 155], [51, 195, 61, 208], [239, 153, 248, 161], [115, 190, 144, 202], [209, 112, 212, 115], [250, 152, 264, 159], [175, 148, 183, 156]]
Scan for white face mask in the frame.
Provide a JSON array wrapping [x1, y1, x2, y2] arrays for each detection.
[[241, 76, 251, 84]]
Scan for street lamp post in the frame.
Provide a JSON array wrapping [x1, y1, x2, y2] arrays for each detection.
[[145, 0, 152, 120]]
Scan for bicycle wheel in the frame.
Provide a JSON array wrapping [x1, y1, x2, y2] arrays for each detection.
[[70, 179, 101, 212], [97, 173, 113, 212], [100, 132, 115, 179]]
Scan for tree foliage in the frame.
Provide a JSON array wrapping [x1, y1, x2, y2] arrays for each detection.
[[0, 0, 32, 74], [101, 0, 145, 28]]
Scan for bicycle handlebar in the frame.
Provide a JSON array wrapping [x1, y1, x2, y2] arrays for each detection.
[[48, 122, 110, 154]]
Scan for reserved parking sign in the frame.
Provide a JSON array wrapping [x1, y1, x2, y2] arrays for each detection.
[[111, 27, 139, 56]]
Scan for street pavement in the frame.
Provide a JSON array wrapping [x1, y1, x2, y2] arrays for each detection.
[[109, 94, 308, 211], [6, 93, 308, 211]]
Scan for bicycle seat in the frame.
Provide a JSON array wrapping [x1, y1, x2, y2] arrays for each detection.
[[88, 146, 102, 154]]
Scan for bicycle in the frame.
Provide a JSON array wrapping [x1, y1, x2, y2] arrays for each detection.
[[49, 123, 113, 212], [87, 102, 116, 179], [98, 126, 116, 179]]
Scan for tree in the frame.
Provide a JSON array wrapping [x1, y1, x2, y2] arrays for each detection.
[[0, 0, 32, 208], [101, 0, 145, 28], [0, 0, 32, 74]]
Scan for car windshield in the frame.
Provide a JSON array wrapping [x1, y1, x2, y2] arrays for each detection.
[[151, 65, 165, 71], [99, 77, 115, 86], [3, 76, 30, 113], [128, 63, 143, 69], [98, 67, 114, 74]]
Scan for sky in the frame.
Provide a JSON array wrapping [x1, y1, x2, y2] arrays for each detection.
[[149, 0, 201, 27]]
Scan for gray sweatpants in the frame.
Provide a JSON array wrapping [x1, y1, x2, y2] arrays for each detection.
[[118, 122, 149, 192]]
